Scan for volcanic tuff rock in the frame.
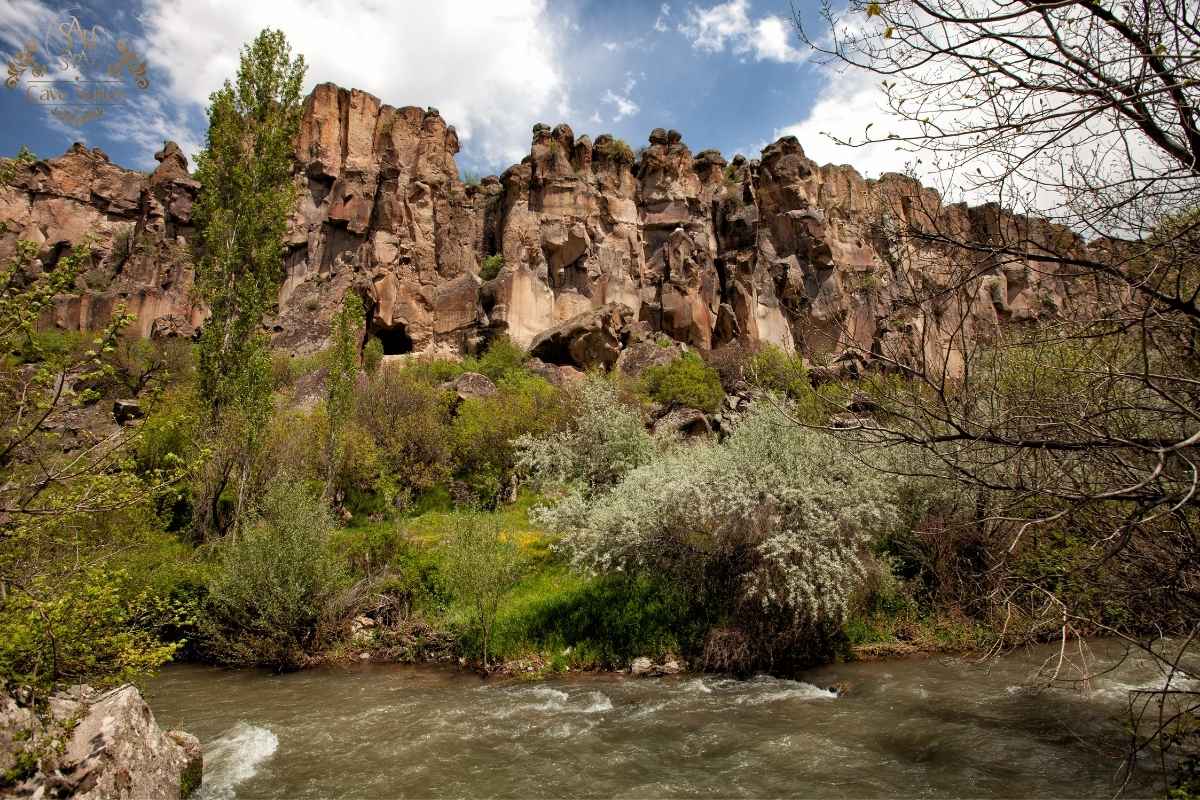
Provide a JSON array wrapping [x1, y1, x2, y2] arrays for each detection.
[[0, 81, 1106, 373]]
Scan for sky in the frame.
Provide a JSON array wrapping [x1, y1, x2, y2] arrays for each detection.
[[0, 0, 912, 180]]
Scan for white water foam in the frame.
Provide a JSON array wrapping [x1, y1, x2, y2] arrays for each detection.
[[197, 722, 279, 800], [581, 691, 613, 713], [734, 678, 838, 706]]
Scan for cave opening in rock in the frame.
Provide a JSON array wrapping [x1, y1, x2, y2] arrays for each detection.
[[373, 324, 413, 355]]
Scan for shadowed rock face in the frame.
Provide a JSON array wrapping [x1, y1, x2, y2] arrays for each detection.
[[0, 81, 1105, 372]]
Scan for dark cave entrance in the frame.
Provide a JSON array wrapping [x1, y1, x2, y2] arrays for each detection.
[[364, 300, 414, 356], [375, 324, 413, 355]]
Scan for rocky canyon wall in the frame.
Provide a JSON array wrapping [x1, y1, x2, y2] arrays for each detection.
[[0, 81, 1105, 372]]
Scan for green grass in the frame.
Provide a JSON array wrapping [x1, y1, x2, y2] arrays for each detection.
[[334, 491, 702, 670]]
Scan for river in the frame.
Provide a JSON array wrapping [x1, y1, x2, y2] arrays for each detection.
[[146, 640, 1190, 799]]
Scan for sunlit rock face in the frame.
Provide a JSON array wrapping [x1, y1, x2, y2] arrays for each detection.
[[0, 82, 1101, 372]]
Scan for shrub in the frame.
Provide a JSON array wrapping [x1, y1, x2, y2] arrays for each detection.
[[0, 568, 181, 694], [442, 511, 524, 668], [642, 351, 724, 413], [746, 344, 811, 399], [595, 137, 635, 165], [538, 403, 901, 670], [479, 254, 504, 282], [201, 479, 349, 669], [452, 372, 567, 503], [516, 376, 654, 493], [462, 336, 527, 382], [363, 336, 384, 375], [354, 365, 455, 505]]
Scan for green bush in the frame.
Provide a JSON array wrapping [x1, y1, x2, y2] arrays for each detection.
[[746, 344, 811, 399], [462, 336, 527, 382], [517, 376, 654, 493], [452, 372, 567, 502], [0, 568, 182, 694], [201, 479, 349, 669], [363, 336, 384, 375], [642, 351, 724, 413], [479, 254, 504, 282], [442, 511, 523, 668], [538, 403, 903, 671], [354, 365, 455, 506], [595, 137, 635, 165]]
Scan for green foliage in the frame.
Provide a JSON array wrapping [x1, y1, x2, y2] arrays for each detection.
[[517, 376, 654, 493], [538, 403, 902, 670], [0, 239, 192, 693], [441, 511, 524, 668], [492, 572, 702, 668], [595, 137, 635, 165], [363, 336, 384, 375], [355, 364, 456, 507], [746, 344, 811, 399], [0, 146, 36, 188], [461, 336, 527, 382], [325, 293, 365, 496], [452, 372, 567, 502], [642, 351, 724, 413], [479, 254, 504, 281], [194, 28, 306, 422], [0, 569, 181, 694], [201, 479, 348, 669]]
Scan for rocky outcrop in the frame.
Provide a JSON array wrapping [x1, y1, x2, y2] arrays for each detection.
[[0, 81, 1104, 375], [1, 684, 202, 799]]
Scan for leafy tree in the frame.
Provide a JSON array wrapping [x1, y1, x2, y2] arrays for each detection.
[[801, 0, 1200, 778], [443, 512, 523, 669], [0, 240, 186, 692], [191, 28, 306, 527], [325, 292, 364, 498]]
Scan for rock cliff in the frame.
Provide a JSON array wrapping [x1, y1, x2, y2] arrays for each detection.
[[0, 81, 1103, 372]]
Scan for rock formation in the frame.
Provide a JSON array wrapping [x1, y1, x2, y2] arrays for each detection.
[[0, 81, 1104, 374], [0, 684, 202, 798]]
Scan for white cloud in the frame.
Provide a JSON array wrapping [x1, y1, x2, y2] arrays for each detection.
[[654, 4, 671, 33], [602, 89, 639, 122], [589, 111, 602, 125], [138, 0, 570, 166], [602, 41, 620, 51], [102, 93, 205, 170], [773, 66, 915, 177], [679, 0, 806, 63]]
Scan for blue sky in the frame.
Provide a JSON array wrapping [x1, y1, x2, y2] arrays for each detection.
[[0, 1, 909, 179]]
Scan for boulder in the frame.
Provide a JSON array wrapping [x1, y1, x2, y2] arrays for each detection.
[[630, 657, 654, 676], [112, 399, 143, 424], [1, 684, 202, 799], [529, 303, 633, 370], [615, 337, 684, 379], [443, 371, 498, 401], [652, 407, 713, 438]]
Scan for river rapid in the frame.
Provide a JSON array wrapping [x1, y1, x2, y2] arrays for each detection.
[[146, 640, 1190, 799]]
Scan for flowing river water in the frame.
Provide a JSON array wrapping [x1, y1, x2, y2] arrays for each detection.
[[146, 640, 1192, 799]]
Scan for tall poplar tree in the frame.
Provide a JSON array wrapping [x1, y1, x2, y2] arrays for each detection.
[[192, 29, 306, 524]]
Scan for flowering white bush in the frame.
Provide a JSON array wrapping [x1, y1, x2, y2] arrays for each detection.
[[535, 403, 901, 631], [515, 376, 656, 493]]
